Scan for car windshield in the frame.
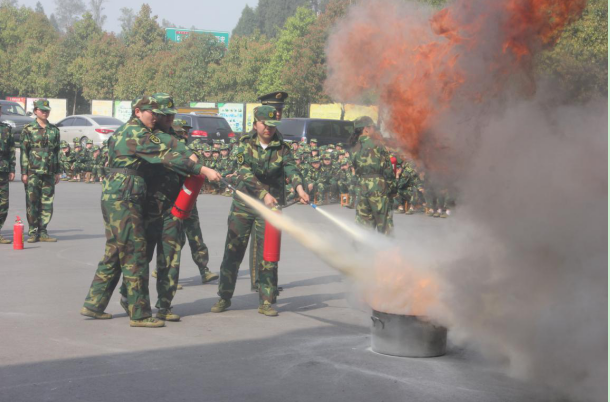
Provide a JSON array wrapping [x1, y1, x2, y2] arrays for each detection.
[[277, 120, 305, 137], [197, 117, 232, 132], [1, 103, 26, 116], [91, 116, 123, 126]]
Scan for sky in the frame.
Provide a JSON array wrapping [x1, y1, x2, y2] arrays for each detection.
[[15, 0, 258, 34]]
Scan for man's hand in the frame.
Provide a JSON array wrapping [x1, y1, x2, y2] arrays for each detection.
[[296, 185, 310, 204], [8, 173, 14, 181], [21, 174, 27, 185], [200, 166, 222, 182], [263, 193, 278, 208]]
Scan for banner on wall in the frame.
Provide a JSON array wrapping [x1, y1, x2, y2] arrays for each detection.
[[217, 103, 245, 133], [92, 100, 114, 116], [114, 101, 132, 122], [6, 97, 26, 108], [26, 98, 67, 123], [244, 103, 260, 133], [343, 104, 378, 122], [309, 103, 343, 120]]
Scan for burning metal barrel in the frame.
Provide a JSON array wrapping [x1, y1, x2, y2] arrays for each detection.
[[370, 310, 447, 358]]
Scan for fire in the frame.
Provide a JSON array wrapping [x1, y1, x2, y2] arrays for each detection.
[[326, 0, 586, 163], [364, 247, 439, 316]]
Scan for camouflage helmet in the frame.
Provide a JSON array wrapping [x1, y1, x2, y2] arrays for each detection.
[[253, 105, 281, 127], [354, 115, 375, 129], [131, 95, 164, 114], [33, 99, 51, 111], [151, 93, 177, 115]]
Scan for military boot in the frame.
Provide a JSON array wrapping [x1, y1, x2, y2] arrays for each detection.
[[0, 234, 12, 244], [27, 233, 39, 243], [201, 269, 219, 284], [258, 301, 278, 317], [210, 298, 231, 313], [130, 317, 165, 328], [120, 298, 129, 316], [157, 308, 180, 322], [39, 232, 57, 242], [80, 307, 112, 319]]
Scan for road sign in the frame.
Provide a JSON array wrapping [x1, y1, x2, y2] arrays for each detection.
[[165, 28, 229, 47]]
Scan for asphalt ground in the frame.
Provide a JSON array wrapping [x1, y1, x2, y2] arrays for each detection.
[[0, 180, 557, 402]]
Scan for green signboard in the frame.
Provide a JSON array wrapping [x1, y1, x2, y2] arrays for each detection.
[[165, 28, 229, 47]]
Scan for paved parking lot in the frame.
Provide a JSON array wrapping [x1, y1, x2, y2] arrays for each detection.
[[0, 181, 554, 402]]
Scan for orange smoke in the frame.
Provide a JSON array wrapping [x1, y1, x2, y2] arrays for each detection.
[[326, 0, 586, 161]]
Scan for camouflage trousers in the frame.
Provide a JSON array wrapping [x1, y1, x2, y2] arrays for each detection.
[[0, 173, 9, 230], [183, 205, 210, 276], [83, 199, 152, 320], [24, 173, 55, 236], [356, 192, 394, 235], [219, 200, 278, 305]]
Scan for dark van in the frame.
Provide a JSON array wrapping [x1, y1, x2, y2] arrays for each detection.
[[175, 113, 236, 145], [278, 118, 354, 146]]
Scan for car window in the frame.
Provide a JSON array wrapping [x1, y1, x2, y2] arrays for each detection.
[[277, 119, 305, 137], [0, 103, 26, 116], [332, 121, 354, 138], [308, 121, 333, 138], [91, 116, 122, 126], [72, 117, 92, 127], [197, 117, 231, 132], [57, 118, 75, 127], [178, 115, 193, 127]]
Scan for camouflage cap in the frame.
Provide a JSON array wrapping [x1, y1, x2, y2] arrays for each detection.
[[354, 115, 375, 129], [33, 99, 51, 111], [73, 137, 80, 143], [338, 150, 346, 155], [229, 138, 237, 144], [173, 118, 192, 129], [152, 93, 177, 115], [131, 95, 164, 114], [220, 145, 230, 151], [212, 148, 220, 153], [202, 144, 212, 152], [86, 139, 93, 144], [310, 138, 318, 144], [91, 145, 100, 152], [336, 143, 344, 148], [60, 140, 69, 148], [310, 157, 321, 163], [253, 105, 281, 127], [74, 143, 82, 148]]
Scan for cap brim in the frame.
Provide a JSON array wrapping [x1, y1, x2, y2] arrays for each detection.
[[39, 107, 51, 111], [162, 108, 177, 114], [261, 120, 281, 127]]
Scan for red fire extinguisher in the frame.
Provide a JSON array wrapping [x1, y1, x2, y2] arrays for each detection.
[[13, 216, 24, 250], [263, 207, 282, 262], [171, 175, 206, 220], [390, 156, 398, 176]]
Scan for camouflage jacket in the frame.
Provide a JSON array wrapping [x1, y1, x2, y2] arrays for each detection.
[[231, 131, 302, 203], [350, 134, 396, 196], [20, 119, 61, 175], [102, 117, 203, 203], [304, 166, 322, 188], [216, 156, 235, 177], [0, 122, 15, 173]]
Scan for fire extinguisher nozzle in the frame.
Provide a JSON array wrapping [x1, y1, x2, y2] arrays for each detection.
[[310, 203, 317, 209]]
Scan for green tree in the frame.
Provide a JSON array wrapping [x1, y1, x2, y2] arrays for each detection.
[[76, 33, 125, 100], [207, 32, 274, 102], [124, 4, 166, 59], [118, 7, 134, 39], [536, 0, 607, 102], [34, 1, 44, 13], [88, 0, 106, 28], [232, 5, 258, 37], [257, 6, 316, 96], [282, 0, 351, 116], [53, 0, 86, 32], [256, 0, 311, 38]]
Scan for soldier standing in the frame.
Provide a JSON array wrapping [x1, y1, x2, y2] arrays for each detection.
[[81, 96, 216, 328], [20, 99, 61, 242], [211, 106, 309, 317], [349, 116, 395, 235], [0, 106, 15, 244]]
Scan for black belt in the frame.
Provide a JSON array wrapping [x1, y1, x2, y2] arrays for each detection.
[[107, 167, 145, 177], [360, 174, 383, 179]]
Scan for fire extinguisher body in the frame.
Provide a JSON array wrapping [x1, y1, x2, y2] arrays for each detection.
[[390, 156, 398, 176], [13, 216, 24, 250], [171, 175, 206, 220], [263, 208, 282, 262]]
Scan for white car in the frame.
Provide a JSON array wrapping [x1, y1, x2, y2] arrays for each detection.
[[56, 115, 123, 146]]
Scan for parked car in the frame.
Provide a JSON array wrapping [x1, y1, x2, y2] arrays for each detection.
[[175, 113, 236, 145], [56, 115, 123, 146], [0, 100, 35, 143], [278, 118, 354, 146]]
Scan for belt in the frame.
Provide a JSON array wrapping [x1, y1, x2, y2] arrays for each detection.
[[360, 174, 383, 179], [107, 167, 145, 177]]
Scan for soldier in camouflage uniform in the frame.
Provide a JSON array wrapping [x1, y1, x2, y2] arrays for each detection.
[[0, 106, 15, 244], [81, 95, 219, 328], [349, 116, 395, 235], [212, 106, 309, 317], [20, 99, 61, 242], [59, 141, 72, 180], [69, 143, 84, 182], [304, 157, 325, 204]]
